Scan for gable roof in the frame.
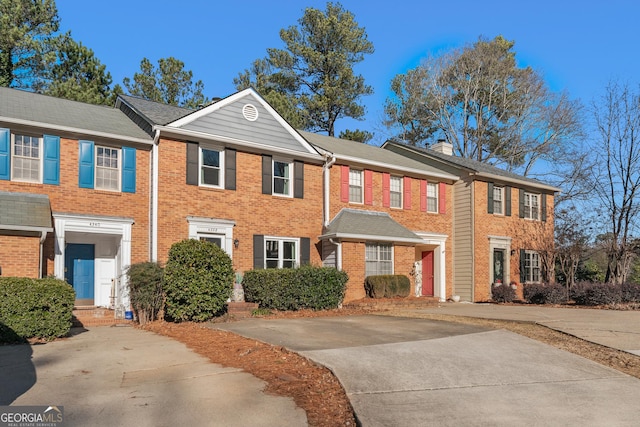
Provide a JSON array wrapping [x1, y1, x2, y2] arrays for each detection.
[[382, 140, 561, 193], [0, 191, 52, 233], [120, 88, 324, 162], [301, 131, 458, 181], [0, 87, 152, 144], [320, 208, 424, 244]]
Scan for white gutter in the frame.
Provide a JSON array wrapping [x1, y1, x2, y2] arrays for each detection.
[[323, 153, 337, 227], [332, 153, 458, 181], [473, 172, 562, 193], [0, 116, 153, 146], [154, 125, 325, 164], [151, 129, 160, 262]]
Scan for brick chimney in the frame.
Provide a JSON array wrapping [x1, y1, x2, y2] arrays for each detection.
[[431, 139, 453, 155]]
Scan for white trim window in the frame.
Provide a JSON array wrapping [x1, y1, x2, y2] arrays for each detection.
[[265, 237, 298, 268], [12, 134, 41, 182], [95, 146, 120, 191], [273, 159, 292, 196], [349, 168, 363, 203], [390, 176, 402, 208], [427, 182, 438, 213], [493, 186, 504, 215], [523, 250, 541, 283], [524, 192, 540, 220], [200, 146, 224, 188], [365, 243, 393, 276]]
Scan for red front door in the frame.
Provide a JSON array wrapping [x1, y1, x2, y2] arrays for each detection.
[[422, 251, 434, 296]]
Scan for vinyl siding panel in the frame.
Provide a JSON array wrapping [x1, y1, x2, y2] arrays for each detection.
[[181, 97, 310, 154], [453, 176, 474, 301]]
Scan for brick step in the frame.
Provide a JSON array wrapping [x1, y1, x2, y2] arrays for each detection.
[[72, 307, 134, 327], [343, 296, 440, 311], [227, 302, 259, 318]]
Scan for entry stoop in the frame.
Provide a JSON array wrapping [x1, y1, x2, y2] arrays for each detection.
[[227, 302, 259, 318], [72, 307, 134, 327]]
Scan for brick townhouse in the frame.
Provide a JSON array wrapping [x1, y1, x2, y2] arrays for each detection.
[[0, 86, 559, 308], [0, 87, 153, 309], [383, 140, 559, 302]]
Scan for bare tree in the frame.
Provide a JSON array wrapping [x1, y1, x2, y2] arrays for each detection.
[[384, 36, 582, 177], [591, 81, 640, 285]]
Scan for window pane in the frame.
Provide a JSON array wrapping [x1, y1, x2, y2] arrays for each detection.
[[12, 134, 40, 182], [202, 167, 220, 186], [283, 241, 295, 259], [202, 149, 220, 167], [427, 183, 438, 212], [273, 161, 290, 195], [390, 176, 402, 208], [95, 146, 119, 190], [349, 170, 362, 203]]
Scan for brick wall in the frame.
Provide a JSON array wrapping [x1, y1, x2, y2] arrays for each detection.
[[473, 180, 555, 301], [0, 135, 152, 275], [0, 235, 41, 277], [328, 164, 454, 302], [155, 138, 324, 275]]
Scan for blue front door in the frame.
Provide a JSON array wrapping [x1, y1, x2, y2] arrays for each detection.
[[65, 244, 95, 300]]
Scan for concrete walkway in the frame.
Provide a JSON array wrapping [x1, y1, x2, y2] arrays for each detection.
[[0, 326, 306, 427], [412, 303, 640, 355], [215, 313, 640, 426]]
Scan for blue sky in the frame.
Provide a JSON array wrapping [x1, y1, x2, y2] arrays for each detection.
[[57, 0, 639, 144]]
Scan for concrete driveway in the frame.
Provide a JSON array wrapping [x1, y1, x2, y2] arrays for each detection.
[[215, 315, 640, 426], [0, 326, 306, 427]]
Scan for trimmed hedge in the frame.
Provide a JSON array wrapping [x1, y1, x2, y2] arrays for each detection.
[[573, 283, 621, 306], [163, 239, 234, 322], [523, 283, 568, 305], [0, 277, 75, 342], [243, 266, 348, 310], [364, 275, 411, 298]]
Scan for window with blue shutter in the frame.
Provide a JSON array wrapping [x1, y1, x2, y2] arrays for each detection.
[[0, 128, 9, 180], [43, 135, 60, 185], [78, 140, 95, 188], [121, 146, 136, 193]]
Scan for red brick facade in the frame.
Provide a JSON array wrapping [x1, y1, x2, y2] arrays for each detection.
[[155, 138, 324, 274]]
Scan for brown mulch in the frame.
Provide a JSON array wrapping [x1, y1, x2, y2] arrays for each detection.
[[143, 306, 640, 427]]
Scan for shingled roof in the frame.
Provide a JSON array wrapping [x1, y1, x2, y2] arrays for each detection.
[[383, 140, 561, 192], [0, 87, 152, 143], [117, 94, 194, 126], [320, 209, 424, 244], [0, 191, 52, 233]]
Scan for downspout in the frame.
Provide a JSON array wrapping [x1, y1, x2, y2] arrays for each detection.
[[323, 153, 336, 227], [39, 231, 47, 278], [151, 128, 160, 262], [323, 153, 341, 270]]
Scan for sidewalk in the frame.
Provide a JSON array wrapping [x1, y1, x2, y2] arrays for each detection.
[[0, 326, 306, 426], [412, 303, 640, 355]]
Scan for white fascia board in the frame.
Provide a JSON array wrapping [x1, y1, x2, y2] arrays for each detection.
[[0, 224, 53, 233], [474, 172, 562, 193], [155, 125, 325, 164], [167, 88, 320, 157], [0, 116, 153, 146], [319, 232, 425, 245], [334, 154, 459, 182]]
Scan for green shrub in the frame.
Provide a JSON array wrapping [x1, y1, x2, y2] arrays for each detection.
[[524, 283, 568, 304], [491, 283, 515, 303], [0, 277, 75, 342], [163, 239, 234, 322], [127, 262, 164, 325], [364, 275, 411, 298], [243, 266, 348, 310]]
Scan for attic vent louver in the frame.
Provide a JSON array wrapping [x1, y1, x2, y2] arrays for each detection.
[[242, 104, 259, 121]]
